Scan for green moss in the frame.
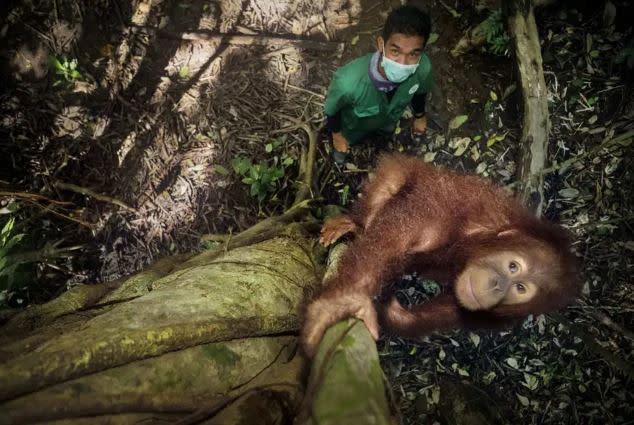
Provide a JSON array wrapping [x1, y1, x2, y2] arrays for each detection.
[[69, 381, 90, 395], [341, 334, 356, 348], [201, 344, 240, 368], [146, 328, 174, 342]]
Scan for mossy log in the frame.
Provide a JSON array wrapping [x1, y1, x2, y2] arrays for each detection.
[[2, 226, 396, 424], [297, 243, 392, 425], [298, 320, 392, 425], [0, 235, 320, 424], [504, 0, 550, 214]]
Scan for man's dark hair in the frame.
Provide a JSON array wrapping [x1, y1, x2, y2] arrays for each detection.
[[382, 5, 432, 45]]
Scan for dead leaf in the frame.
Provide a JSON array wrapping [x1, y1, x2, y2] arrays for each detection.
[[423, 152, 437, 162], [427, 33, 439, 45], [448, 115, 468, 130], [449, 137, 471, 156], [558, 188, 579, 198]]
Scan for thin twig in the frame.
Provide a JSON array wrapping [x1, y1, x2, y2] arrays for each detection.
[[7, 244, 84, 264], [590, 310, 634, 341], [0, 191, 72, 206], [540, 129, 634, 176], [505, 128, 634, 191], [271, 113, 319, 205], [574, 214, 634, 229], [286, 84, 325, 100], [23, 198, 94, 229], [127, 26, 344, 52], [550, 312, 634, 381], [53, 181, 137, 213]]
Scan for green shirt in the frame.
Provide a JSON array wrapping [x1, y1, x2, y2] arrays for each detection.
[[324, 53, 433, 144]]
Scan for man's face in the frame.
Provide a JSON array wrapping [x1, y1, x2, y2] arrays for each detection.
[[378, 33, 425, 65]]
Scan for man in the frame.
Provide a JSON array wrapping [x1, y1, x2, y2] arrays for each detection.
[[324, 5, 433, 164]]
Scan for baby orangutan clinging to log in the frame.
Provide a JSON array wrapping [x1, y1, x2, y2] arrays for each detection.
[[301, 154, 579, 357]]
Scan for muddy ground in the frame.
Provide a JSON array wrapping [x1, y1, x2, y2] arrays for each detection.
[[1, 0, 633, 423]]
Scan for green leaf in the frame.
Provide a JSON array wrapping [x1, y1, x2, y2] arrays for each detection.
[[448, 114, 468, 130], [558, 188, 579, 199], [231, 157, 251, 175], [423, 152, 437, 162], [4, 233, 24, 252], [178, 66, 189, 79], [450, 137, 471, 156], [517, 393, 530, 407], [486, 133, 506, 147], [1, 217, 15, 238], [483, 371, 497, 384], [351, 35, 360, 45], [340, 185, 350, 205], [523, 373, 539, 391], [265, 143, 273, 153], [489, 90, 498, 101], [51, 57, 64, 71], [213, 165, 230, 176], [506, 357, 519, 369], [431, 386, 440, 404], [469, 332, 480, 347], [272, 167, 284, 179], [427, 33, 439, 45]]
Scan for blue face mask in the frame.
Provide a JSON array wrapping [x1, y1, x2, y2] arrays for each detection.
[[381, 47, 420, 83]]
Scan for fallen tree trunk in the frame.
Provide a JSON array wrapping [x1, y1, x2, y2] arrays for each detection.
[[451, 2, 551, 214], [0, 227, 320, 424], [2, 336, 304, 425], [0, 221, 395, 424], [504, 0, 550, 215], [126, 25, 345, 52], [298, 320, 392, 425], [297, 243, 392, 425]]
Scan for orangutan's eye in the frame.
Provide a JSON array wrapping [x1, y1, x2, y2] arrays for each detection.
[[515, 282, 527, 294], [509, 261, 519, 273]]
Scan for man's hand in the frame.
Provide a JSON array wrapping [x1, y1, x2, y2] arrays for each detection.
[[332, 132, 350, 153], [412, 115, 427, 135]]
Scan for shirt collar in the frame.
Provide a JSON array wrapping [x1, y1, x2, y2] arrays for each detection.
[[368, 51, 398, 92]]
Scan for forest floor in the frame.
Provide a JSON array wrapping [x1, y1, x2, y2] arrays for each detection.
[[1, 0, 633, 423]]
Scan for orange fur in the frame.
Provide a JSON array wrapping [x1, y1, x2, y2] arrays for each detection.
[[301, 154, 580, 357]]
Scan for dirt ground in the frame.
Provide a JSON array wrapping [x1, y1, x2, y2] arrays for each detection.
[[1, 0, 633, 423], [1, 0, 513, 294]]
